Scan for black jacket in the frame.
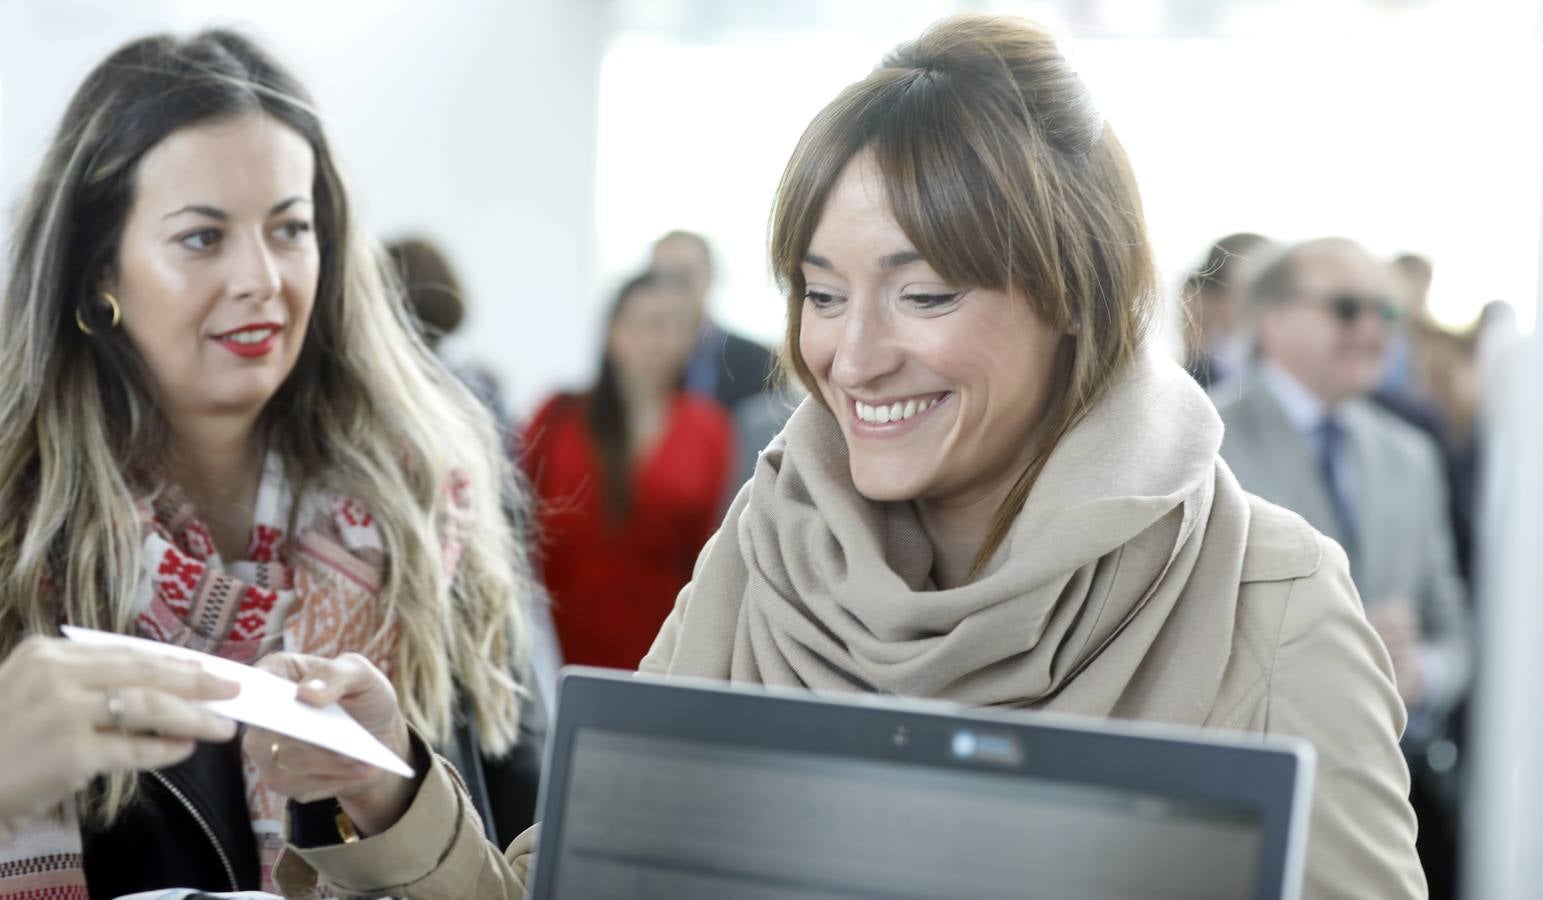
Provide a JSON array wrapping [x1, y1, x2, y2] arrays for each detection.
[[83, 737, 261, 897]]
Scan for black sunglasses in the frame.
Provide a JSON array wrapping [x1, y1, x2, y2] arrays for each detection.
[[1318, 294, 1400, 326]]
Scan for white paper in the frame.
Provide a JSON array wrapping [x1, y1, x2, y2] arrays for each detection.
[[62, 626, 413, 778]]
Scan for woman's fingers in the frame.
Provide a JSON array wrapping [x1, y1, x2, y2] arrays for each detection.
[[254, 651, 312, 683], [278, 774, 370, 806], [292, 653, 380, 708], [84, 733, 200, 776], [255, 651, 371, 708], [81, 685, 237, 743], [244, 655, 409, 811], [245, 726, 383, 803], [274, 739, 359, 778], [62, 645, 240, 701], [254, 729, 369, 780], [21, 732, 198, 814]]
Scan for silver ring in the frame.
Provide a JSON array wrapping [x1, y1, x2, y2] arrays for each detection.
[[105, 687, 126, 731]]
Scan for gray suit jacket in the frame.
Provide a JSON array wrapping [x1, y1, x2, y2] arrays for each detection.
[[1215, 376, 1471, 725]]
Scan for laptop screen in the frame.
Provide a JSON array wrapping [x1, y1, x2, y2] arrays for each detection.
[[543, 727, 1266, 900]]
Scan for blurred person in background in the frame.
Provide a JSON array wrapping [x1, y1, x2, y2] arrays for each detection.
[[385, 235, 550, 847], [522, 271, 735, 671], [0, 31, 539, 896], [386, 236, 512, 436], [261, 17, 1424, 898], [1379, 252, 1435, 398], [1180, 232, 1271, 389], [1217, 237, 1471, 898], [651, 230, 789, 486], [1371, 252, 1481, 585], [1474, 300, 1521, 429], [384, 239, 562, 719], [1407, 323, 1483, 585], [652, 230, 775, 410]]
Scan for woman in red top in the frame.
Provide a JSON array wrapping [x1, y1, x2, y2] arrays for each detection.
[[524, 272, 736, 669]]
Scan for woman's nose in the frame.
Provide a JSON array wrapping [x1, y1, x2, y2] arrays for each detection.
[[828, 296, 901, 391]]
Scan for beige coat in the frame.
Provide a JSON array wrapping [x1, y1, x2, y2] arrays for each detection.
[[276, 494, 1425, 899], [1217, 374, 1471, 726]]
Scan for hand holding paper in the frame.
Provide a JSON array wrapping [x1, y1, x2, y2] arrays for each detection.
[[244, 651, 423, 838], [61, 627, 413, 778], [0, 634, 238, 838]]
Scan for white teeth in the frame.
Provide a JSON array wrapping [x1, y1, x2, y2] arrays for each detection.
[[225, 329, 272, 344], [854, 395, 941, 424]]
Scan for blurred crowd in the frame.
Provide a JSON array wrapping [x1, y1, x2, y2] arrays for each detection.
[[1179, 233, 1519, 898], [392, 230, 790, 673]]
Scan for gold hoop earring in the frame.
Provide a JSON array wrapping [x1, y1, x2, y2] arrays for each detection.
[[100, 292, 122, 328], [75, 292, 122, 336]]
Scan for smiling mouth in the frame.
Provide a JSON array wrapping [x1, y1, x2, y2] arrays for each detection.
[[223, 329, 274, 345], [851, 392, 951, 426], [212, 323, 283, 357]]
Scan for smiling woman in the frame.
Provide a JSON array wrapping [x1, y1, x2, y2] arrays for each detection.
[[793, 155, 1069, 587], [649, 12, 1426, 896], [110, 113, 321, 563], [0, 30, 537, 898]]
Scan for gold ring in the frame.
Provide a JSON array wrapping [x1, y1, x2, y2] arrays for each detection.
[[105, 687, 126, 731], [270, 740, 288, 773]]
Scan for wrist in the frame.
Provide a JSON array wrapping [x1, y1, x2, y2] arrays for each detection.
[[337, 775, 416, 838], [336, 722, 419, 837]]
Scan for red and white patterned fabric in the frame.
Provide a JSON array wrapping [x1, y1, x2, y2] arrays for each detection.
[[0, 455, 468, 897]]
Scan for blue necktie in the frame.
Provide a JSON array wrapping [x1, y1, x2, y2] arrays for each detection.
[[1316, 416, 1359, 561]]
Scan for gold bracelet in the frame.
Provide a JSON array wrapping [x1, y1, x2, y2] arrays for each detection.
[[335, 808, 360, 844]]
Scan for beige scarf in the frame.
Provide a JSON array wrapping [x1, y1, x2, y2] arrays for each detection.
[[645, 351, 1252, 726]]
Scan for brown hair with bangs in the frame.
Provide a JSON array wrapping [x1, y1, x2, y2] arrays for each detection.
[[770, 14, 1158, 575]]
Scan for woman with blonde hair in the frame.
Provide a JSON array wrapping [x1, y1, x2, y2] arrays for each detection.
[[0, 30, 533, 896], [259, 15, 1422, 898]]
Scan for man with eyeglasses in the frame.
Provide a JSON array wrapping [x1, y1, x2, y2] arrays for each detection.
[[1213, 236, 1470, 893]]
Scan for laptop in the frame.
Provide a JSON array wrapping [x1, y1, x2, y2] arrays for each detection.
[[527, 668, 1315, 900]]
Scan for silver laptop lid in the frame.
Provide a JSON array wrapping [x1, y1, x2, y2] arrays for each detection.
[[528, 668, 1314, 900]]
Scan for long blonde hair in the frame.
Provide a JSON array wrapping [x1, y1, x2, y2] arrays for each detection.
[[0, 31, 531, 820], [770, 15, 1158, 575]]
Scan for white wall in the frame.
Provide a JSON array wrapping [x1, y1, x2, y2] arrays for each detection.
[[594, 11, 1543, 354], [0, 0, 607, 416]]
